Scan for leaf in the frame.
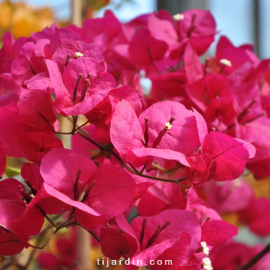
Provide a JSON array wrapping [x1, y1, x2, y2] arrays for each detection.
[[5, 166, 20, 177]]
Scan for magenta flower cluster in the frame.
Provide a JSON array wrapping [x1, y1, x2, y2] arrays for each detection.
[[0, 8, 269, 270]]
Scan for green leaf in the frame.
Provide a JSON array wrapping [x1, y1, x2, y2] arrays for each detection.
[[5, 167, 21, 177]]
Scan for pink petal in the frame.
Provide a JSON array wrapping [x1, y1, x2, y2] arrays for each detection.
[[239, 198, 270, 236], [201, 220, 238, 246], [21, 161, 43, 192], [45, 59, 73, 114], [192, 108, 208, 143], [0, 103, 28, 157], [100, 228, 131, 259], [18, 89, 56, 127], [110, 100, 145, 161], [207, 180, 254, 213], [0, 232, 27, 256], [131, 148, 190, 167], [0, 178, 26, 232], [147, 14, 178, 51], [131, 210, 201, 255], [184, 43, 203, 83], [202, 132, 250, 181], [40, 148, 97, 198], [12, 186, 62, 236], [81, 164, 136, 225], [139, 101, 200, 155], [21, 132, 63, 161], [0, 142, 6, 176], [132, 233, 191, 268]]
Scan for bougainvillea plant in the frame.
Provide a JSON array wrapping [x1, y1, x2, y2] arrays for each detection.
[[0, 8, 270, 270]]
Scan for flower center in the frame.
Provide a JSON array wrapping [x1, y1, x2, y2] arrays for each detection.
[[75, 52, 84, 58], [173, 13, 184, 20]]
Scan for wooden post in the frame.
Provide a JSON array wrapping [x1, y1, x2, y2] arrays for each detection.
[[71, 0, 82, 27], [71, 2, 90, 268], [77, 226, 90, 270]]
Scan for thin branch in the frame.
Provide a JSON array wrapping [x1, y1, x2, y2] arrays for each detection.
[[175, 179, 191, 189], [77, 130, 104, 150], [127, 162, 139, 174], [29, 210, 77, 250], [85, 229, 100, 243], [77, 127, 190, 184], [36, 205, 58, 228], [139, 160, 148, 175], [29, 221, 77, 250], [139, 173, 187, 183], [109, 150, 137, 174], [74, 120, 89, 132], [152, 162, 183, 172], [239, 243, 270, 270], [24, 231, 45, 268], [78, 131, 189, 183]]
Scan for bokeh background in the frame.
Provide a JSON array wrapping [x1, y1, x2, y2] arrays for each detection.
[[1, 0, 270, 269]]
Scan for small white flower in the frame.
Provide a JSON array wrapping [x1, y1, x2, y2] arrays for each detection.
[[203, 257, 213, 270], [201, 241, 209, 256], [220, 59, 232, 67], [165, 122, 172, 130], [173, 13, 184, 21], [75, 52, 84, 58]]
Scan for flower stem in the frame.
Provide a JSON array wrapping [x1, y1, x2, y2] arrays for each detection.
[[239, 243, 270, 270]]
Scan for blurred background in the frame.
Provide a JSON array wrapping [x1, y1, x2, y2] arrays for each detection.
[[0, 0, 270, 269], [0, 0, 270, 58]]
